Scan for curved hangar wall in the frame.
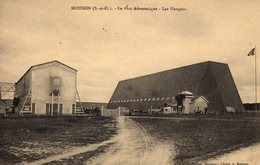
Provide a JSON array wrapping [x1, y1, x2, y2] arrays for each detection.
[[107, 61, 244, 114]]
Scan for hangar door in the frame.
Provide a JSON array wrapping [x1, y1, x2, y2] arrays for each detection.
[[46, 103, 63, 115]]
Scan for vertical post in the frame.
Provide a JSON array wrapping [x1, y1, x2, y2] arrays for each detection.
[[118, 107, 120, 116], [58, 93, 60, 115], [255, 46, 257, 113], [51, 92, 53, 117], [101, 106, 104, 116]]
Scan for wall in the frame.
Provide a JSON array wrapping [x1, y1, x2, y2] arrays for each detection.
[[102, 107, 129, 117], [183, 97, 192, 114], [31, 65, 76, 115], [15, 70, 32, 113], [192, 97, 208, 113]]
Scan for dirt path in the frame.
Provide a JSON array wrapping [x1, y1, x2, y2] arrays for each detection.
[[86, 116, 173, 165], [24, 117, 172, 165]]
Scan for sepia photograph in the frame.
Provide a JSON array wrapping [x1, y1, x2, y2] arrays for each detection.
[[0, 0, 259, 164]]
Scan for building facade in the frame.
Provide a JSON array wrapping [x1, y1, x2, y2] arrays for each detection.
[[15, 61, 81, 115], [191, 96, 209, 114], [107, 61, 245, 114]]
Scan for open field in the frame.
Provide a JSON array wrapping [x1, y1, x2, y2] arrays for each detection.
[[131, 116, 260, 164], [0, 116, 117, 164], [1, 115, 259, 165]]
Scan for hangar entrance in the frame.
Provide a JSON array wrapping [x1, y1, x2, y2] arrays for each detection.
[[46, 103, 63, 115], [52, 104, 63, 115]]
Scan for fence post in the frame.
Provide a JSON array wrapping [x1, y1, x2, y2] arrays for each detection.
[[118, 107, 120, 116], [101, 106, 104, 116]]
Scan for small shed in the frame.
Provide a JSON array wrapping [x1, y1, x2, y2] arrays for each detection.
[[161, 103, 178, 114], [191, 96, 209, 114]]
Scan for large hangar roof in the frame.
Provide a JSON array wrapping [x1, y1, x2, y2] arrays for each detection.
[[107, 61, 244, 113], [16, 60, 77, 84]]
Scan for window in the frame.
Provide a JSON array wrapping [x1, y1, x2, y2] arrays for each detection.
[[72, 104, 75, 113], [53, 104, 59, 115], [46, 103, 50, 114], [156, 98, 160, 101], [137, 99, 139, 102], [144, 98, 147, 101], [161, 97, 165, 100], [32, 103, 35, 114], [148, 98, 151, 101], [152, 98, 155, 101], [140, 99, 143, 101], [59, 104, 63, 114]]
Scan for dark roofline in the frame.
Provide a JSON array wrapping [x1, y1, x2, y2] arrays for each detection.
[[16, 60, 77, 84], [119, 61, 227, 82]]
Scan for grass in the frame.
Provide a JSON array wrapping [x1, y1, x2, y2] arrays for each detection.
[[0, 116, 117, 164], [132, 116, 260, 165]]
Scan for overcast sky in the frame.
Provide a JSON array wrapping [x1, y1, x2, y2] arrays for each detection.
[[0, 0, 259, 103]]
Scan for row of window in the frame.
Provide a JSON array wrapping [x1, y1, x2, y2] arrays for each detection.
[[110, 96, 175, 103]]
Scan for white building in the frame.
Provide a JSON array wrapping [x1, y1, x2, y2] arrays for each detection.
[[180, 91, 194, 114], [176, 91, 209, 114], [161, 103, 178, 114], [191, 96, 209, 114], [15, 60, 82, 116]]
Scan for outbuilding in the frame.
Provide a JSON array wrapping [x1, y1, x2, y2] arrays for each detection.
[[191, 96, 209, 114]]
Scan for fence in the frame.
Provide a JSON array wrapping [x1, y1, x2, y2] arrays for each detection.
[[101, 107, 129, 117]]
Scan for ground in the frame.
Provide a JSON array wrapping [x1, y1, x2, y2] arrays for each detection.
[[0, 116, 117, 164], [0, 115, 259, 165], [130, 115, 260, 164]]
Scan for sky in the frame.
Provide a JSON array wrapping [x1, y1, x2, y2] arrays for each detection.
[[0, 0, 259, 103]]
